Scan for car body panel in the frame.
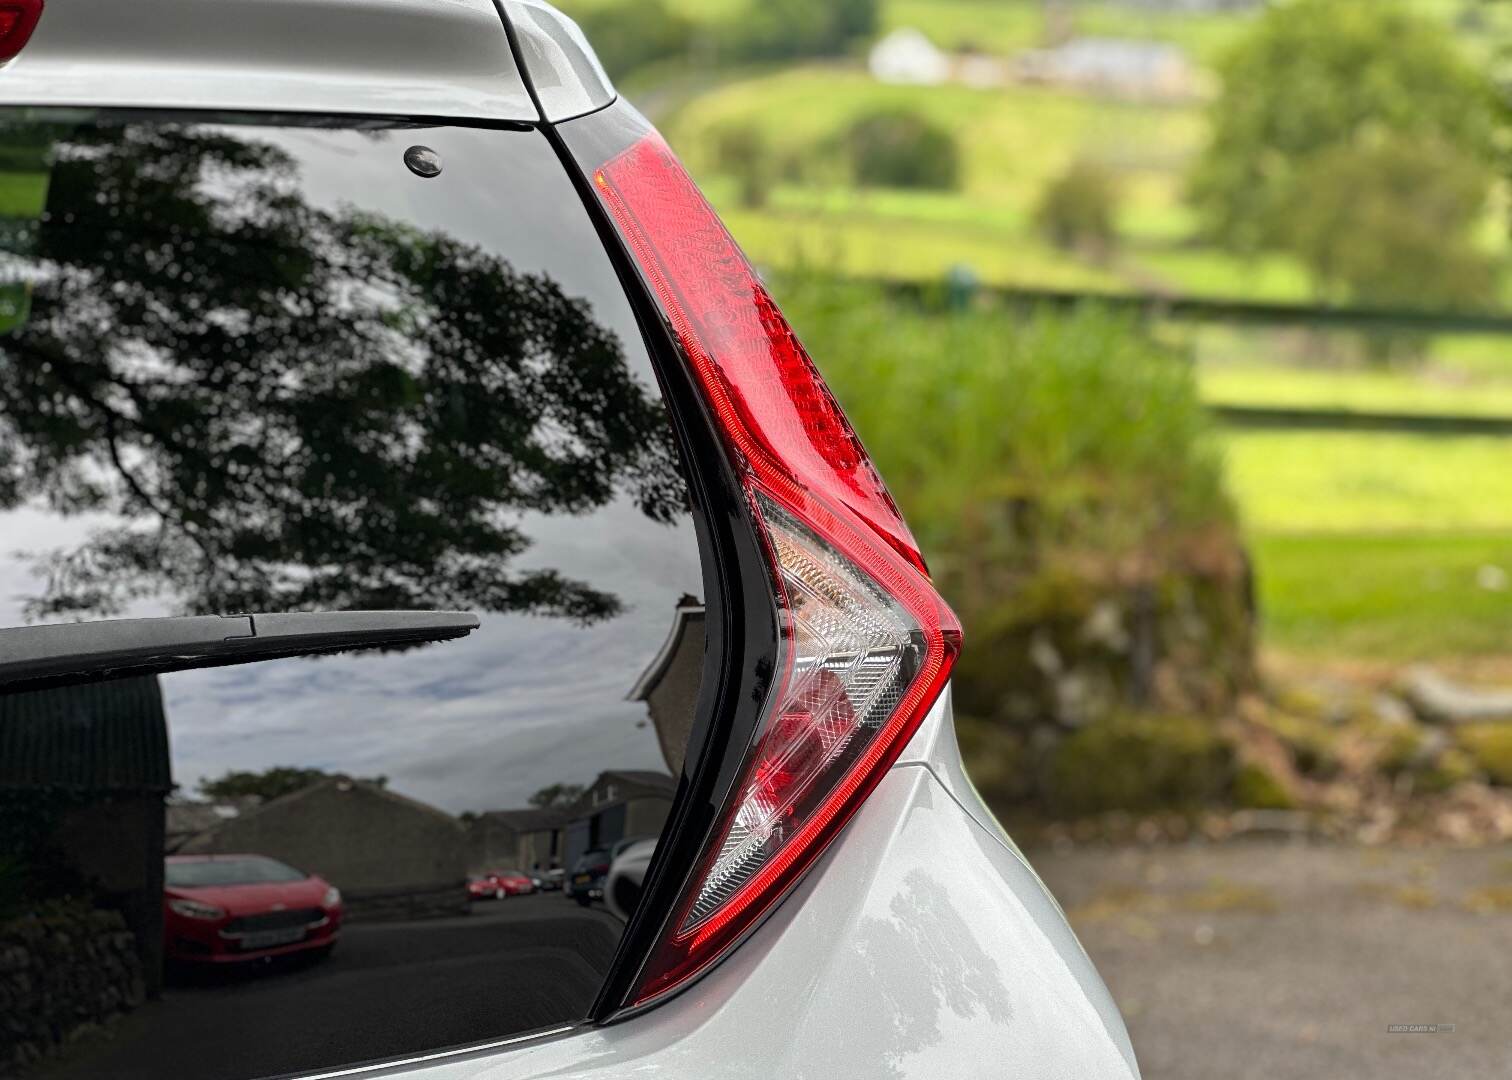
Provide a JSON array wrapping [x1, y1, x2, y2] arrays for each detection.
[[0, 3, 1142, 1073], [502, 0, 616, 121], [0, 0, 536, 120], [342, 740, 1138, 1080]]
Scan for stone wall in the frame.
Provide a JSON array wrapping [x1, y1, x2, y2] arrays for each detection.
[[0, 905, 144, 1076]]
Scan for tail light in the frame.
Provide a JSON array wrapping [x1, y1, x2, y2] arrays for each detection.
[[593, 133, 961, 1004], [0, 0, 41, 62]]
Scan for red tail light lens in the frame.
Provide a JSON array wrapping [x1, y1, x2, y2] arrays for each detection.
[[0, 0, 42, 62], [594, 134, 961, 1004]]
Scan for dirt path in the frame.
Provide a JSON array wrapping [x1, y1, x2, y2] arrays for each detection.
[[1032, 842, 1512, 1080]]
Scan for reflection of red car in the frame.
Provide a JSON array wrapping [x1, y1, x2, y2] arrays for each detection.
[[164, 854, 343, 963], [468, 869, 535, 899]]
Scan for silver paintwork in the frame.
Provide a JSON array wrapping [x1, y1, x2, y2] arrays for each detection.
[[501, 0, 616, 121], [0, 0, 536, 120], [340, 693, 1140, 1080]]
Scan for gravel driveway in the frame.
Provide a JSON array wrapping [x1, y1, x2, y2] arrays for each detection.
[[1032, 841, 1512, 1080]]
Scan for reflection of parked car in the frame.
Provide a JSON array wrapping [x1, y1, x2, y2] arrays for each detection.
[[605, 839, 657, 921], [529, 867, 563, 891], [467, 875, 502, 900], [566, 848, 608, 907], [568, 837, 652, 907], [490, 869, 536, 896], [164, 854, 342, 963], [468, 870, 535, 899]]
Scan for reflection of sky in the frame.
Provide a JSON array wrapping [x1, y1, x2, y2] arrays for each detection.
[[0, 121, 702, 813], [158, 494, 699, 813]]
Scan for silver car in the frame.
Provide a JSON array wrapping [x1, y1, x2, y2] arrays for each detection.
[[0, 1, 1136, 1078]]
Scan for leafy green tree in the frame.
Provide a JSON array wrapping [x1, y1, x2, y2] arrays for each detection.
[[1285, 136, 1495, 312], [1190, 0, 1499, 274], [200, 767, 387, 802]]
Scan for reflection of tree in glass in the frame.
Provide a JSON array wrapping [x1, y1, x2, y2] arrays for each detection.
[[0, 123, 684, 621]]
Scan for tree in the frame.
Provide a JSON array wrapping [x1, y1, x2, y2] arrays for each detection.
[[1190, 0, 1499, 273], [527, 782, 585, 809], [0, 121, 685, 621], [1285, 136, 1495, 313], [199, 767, 387, 802]]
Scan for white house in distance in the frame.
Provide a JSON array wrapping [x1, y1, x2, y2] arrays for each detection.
[[868, 27, 950, 86], [1016, 37, 1197, 100]]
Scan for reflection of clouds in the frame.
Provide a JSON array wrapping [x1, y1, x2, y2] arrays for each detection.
[[153, 494, 699, 813], [1, 495, 699, 816], [260, 125, 648, 370]]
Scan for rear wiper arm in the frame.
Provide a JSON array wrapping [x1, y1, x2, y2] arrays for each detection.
[[0, 610, 480, 693]]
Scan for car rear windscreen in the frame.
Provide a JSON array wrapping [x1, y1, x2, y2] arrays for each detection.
[[0, 111, 706, 1079]]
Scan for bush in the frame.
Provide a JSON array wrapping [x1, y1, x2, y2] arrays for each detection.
[[1047, 713, 1233, 816], [1233, 762, 1296, 810], [1035, 160, 1120, 260], [779, 279, 1252, 805], [843, 109, 960, 191], [1457, 724, 1512, 786]]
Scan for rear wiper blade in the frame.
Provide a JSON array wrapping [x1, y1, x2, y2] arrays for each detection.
[[0, 610, 480, 692]]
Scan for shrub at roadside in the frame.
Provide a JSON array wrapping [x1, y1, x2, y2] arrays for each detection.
[[780, 278, 1253, 810], [1047, 713, 1233, 817], [843, 109, 961, 191]]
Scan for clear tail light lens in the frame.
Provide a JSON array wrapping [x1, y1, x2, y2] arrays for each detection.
[[594, 133, 960, 1005]]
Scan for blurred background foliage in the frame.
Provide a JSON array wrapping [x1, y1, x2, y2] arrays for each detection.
[[561, 0, 1512, 836]]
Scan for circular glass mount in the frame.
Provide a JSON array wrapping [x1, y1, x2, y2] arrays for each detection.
[[404, 145, 442, 179]]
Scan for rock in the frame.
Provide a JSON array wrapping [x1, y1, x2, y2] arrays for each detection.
[[1028, 630, 1062, 678], [1080, 600, 1130, 654], [1401, 666, 1512, 726], [1372, 693, 1416, 728], [1227, 808, 1312, 837]]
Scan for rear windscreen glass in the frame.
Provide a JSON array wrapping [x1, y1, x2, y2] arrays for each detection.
[[0, 111, 706, 1079]]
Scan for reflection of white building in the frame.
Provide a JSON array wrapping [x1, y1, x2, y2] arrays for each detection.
[[869, 28, 950, 86]]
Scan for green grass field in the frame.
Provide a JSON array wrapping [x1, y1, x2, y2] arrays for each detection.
[[1223, 429, 1512, 660], [1253, 532, 1512, 659], [1222, 431, 1512, 534], [1199, 363, 1512, 419]]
